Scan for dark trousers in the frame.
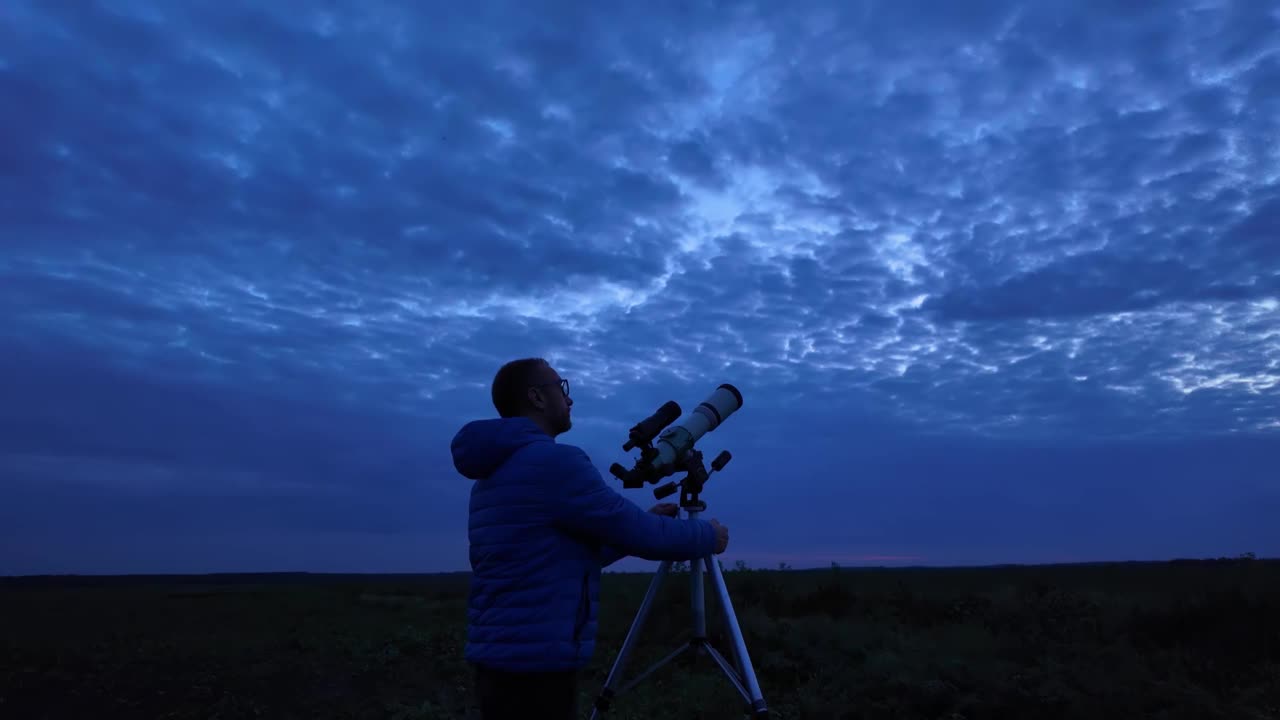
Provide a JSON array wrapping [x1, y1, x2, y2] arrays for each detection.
[[472, 662, 579, 719]]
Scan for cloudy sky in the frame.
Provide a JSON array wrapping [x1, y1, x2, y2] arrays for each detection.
[[2, 0, 1277, 575]]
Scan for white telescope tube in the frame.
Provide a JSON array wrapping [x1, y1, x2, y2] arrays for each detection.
[[650, 384, 743, 472]]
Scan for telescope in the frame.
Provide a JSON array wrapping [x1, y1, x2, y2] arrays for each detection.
[[609, 383, 743, 491]]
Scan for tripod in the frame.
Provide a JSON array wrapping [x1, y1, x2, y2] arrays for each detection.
[[590, 451, 768, 718]]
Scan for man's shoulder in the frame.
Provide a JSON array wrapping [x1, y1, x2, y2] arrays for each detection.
[[499, 439, 591, 471]]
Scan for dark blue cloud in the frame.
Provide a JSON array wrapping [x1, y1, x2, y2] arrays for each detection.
[[1, 0, 1277, 573], [924, 252, 1280, 321]]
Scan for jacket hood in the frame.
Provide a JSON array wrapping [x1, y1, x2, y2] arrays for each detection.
[[451, 417, 552, 480]]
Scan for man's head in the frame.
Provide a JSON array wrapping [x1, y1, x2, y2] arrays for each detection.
[[491, 357, 573, 437]]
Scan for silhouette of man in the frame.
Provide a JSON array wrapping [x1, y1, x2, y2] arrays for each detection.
[[451, 357, 729, 719]]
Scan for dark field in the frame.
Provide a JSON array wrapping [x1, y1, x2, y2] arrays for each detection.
[[3, 559, 1278, 719]]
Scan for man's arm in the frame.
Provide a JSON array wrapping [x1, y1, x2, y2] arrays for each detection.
[[600, 545, 627, 567], [547, 445, 716, 561]]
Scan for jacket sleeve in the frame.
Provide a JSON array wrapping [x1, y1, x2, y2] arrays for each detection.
[[600, 545, 627, 567], [548, 445, 717, 561]]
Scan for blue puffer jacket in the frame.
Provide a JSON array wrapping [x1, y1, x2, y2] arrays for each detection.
[[451, 416, 718, 672]]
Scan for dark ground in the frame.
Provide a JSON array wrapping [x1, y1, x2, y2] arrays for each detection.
[[2, 558, 1278, 719]]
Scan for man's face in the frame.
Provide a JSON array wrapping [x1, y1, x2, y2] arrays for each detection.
[[528, 364, 573, 436]]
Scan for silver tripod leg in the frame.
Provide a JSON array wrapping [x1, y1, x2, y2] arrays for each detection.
[[692, 541, 706, 640], [705, 554, 768, 715], [589, 559, 679, 719]]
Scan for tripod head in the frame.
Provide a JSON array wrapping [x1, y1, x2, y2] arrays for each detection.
[[653, 448, 731, 511]]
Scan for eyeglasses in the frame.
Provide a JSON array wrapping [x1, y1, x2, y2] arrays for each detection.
[[531, 379, 570, 397]]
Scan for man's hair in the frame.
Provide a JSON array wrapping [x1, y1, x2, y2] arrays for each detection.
[[491, 357, 549, 418]]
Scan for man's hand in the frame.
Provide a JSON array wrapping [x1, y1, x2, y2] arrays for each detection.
[[710, 519, 729, 554], [649, 503, 726, 554], [648, 502, 679, 517]]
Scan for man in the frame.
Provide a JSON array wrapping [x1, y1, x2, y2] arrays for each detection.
[[450, 357, 730, 719]]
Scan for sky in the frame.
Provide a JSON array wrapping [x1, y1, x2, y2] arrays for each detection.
[[1, 0, 1278, 575]]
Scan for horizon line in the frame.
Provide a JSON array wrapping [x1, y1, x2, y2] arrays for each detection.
[[3, 553, 1273, 579]]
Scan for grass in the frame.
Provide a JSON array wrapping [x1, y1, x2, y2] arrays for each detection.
[[2, 558, 1278, 719]]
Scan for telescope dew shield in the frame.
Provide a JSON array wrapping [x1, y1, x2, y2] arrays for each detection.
[[650, 384, 743, 473]]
